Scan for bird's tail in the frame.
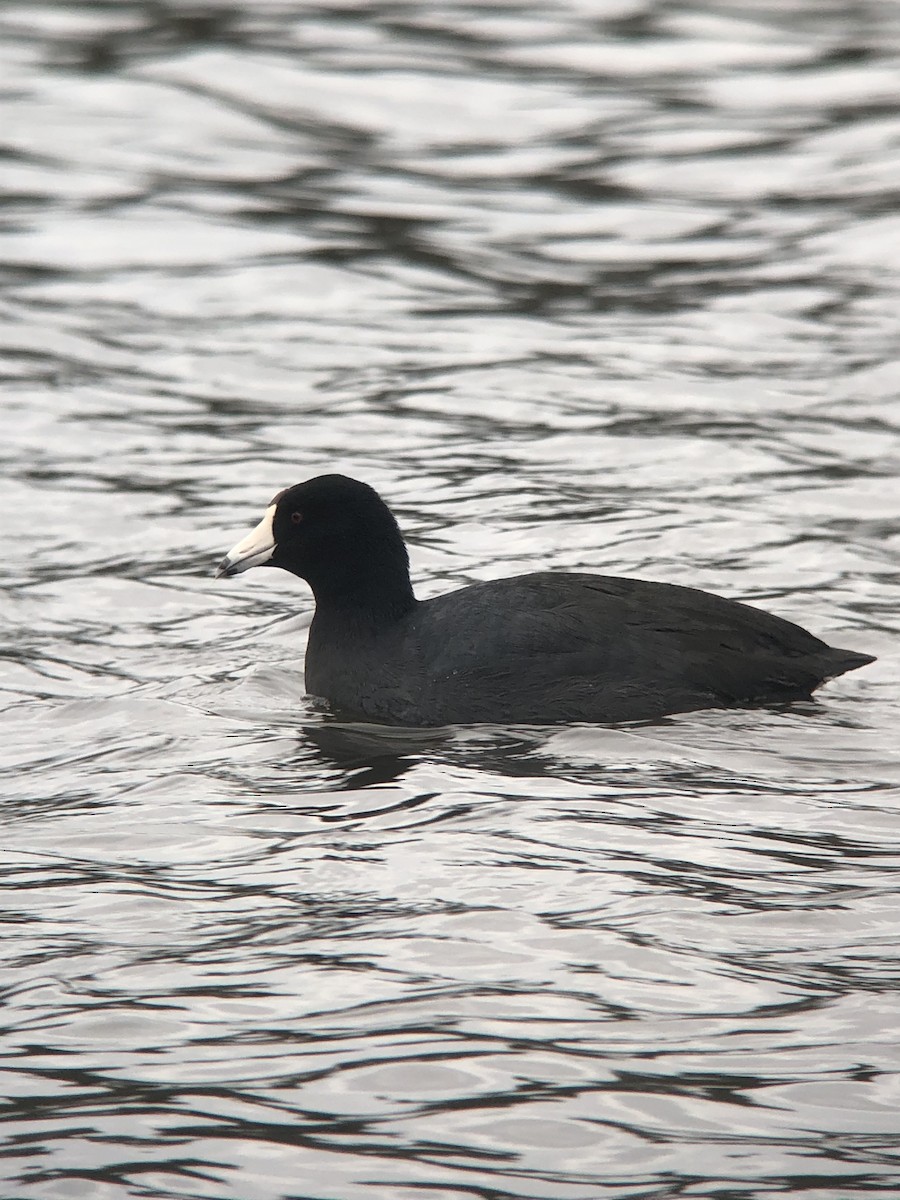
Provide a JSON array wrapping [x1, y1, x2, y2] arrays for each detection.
[[822, 647, 876, 682]]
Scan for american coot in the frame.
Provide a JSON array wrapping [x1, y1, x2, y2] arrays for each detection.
[[216, 474, 874, 727]]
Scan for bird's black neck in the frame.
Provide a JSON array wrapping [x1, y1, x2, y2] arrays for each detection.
[[307, 539, 416, 632]]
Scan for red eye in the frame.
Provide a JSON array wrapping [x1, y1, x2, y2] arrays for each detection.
[[291, 511, 303, 524]]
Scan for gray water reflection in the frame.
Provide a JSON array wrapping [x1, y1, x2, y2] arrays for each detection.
[[1, 1, 899, 1198]]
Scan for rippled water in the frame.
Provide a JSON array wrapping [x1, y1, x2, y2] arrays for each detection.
[[2, 2, 899, 1197]]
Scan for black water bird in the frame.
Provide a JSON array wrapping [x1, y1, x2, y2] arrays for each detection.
[[215, 474, 874, 726]]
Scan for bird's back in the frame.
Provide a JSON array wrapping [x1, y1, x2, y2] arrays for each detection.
[[353, 572, 874, 725]]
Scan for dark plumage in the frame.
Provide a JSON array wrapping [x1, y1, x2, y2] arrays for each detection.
[[216, 474, 874, 727]]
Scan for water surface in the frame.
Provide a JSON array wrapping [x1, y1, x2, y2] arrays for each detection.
[[1, 2, 899, 1198]]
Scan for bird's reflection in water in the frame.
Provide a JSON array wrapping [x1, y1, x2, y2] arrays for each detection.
[[302, 719, 449, 787]]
